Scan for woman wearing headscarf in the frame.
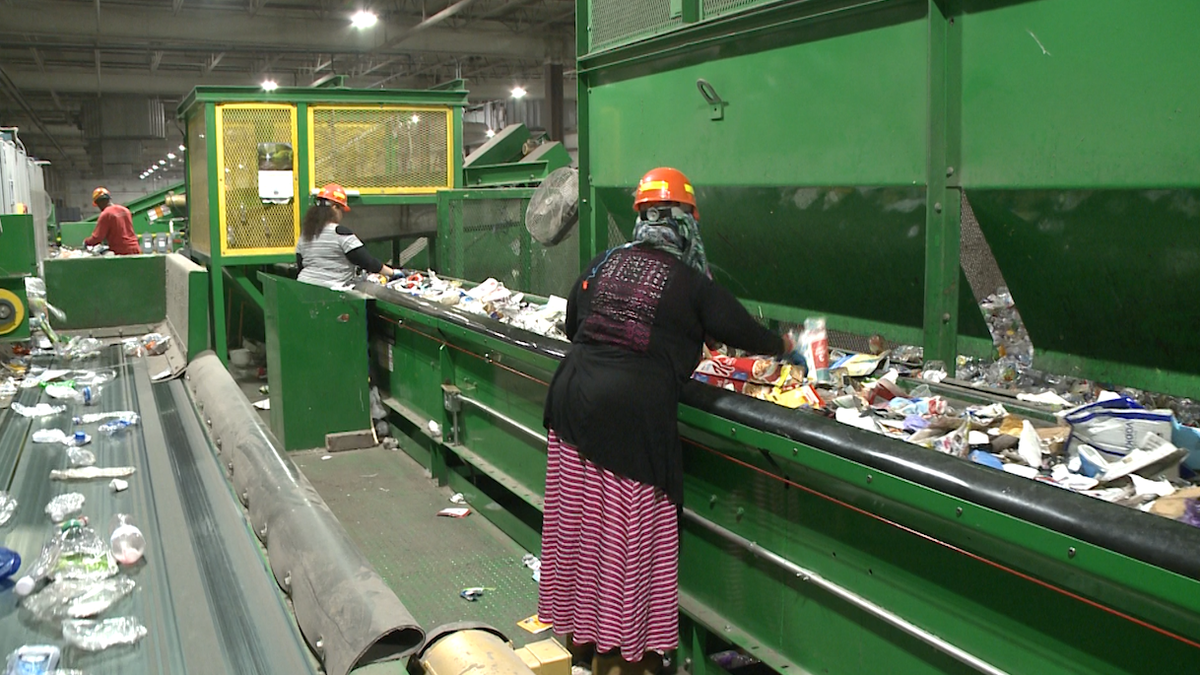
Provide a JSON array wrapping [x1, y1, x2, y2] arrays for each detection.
[[540, 168, 796, 674]]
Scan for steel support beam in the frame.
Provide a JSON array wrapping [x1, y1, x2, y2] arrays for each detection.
[[204, 52, 225, 74], [374, 0, 481, 52]]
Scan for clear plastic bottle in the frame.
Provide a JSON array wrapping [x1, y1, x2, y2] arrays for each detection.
[[14, 526, 67, 596], [109, 514, 146, 566]]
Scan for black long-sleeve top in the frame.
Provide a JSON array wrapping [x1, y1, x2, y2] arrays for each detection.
[[543, 245, 784, 503]]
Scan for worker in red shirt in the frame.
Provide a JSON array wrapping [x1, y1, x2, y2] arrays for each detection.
[[85, 187, 142, 255]]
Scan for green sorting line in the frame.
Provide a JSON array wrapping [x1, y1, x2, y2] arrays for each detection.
[[0, 348, 316, 674], [295, 447, 544, 647]]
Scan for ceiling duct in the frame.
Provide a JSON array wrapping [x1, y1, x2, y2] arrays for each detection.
[[81, 96, 166, 141]]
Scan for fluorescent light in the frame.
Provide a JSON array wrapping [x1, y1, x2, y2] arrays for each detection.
[[262, 79, 278, 92], [485, 129, 496, 138], [167, 152, 176, 159], [410, 114, 419, 123], [179, 144, 186, 151], [510, 86, 527, 99], [351, 10, 378, 28]]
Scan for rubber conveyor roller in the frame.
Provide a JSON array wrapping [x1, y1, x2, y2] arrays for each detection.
[[0, 347, 317, 674]]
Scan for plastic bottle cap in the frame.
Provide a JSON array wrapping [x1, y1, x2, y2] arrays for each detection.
[[74, 431, 86, 441], [14, 575, 35, 596]]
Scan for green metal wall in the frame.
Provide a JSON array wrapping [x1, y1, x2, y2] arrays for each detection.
[[576, 0, 1200, 396], [44, 256, 167, 330]]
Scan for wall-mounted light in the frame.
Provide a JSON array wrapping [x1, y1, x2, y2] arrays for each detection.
[[351, 10, 378, 28]]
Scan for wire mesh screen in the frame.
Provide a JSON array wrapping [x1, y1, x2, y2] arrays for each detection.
[[590, 0, 683, 52], [187, 110, 210, 255], [218, 105, 298, 254], [702, 0, 777, 19], [311, 107, 450, 193], [442, 196, 584, 299]]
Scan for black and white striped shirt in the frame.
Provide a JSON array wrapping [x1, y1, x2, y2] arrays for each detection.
[[295, 223, 382, 288]]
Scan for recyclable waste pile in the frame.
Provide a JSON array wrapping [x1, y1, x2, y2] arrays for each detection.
[[372, 270, 569, 341]]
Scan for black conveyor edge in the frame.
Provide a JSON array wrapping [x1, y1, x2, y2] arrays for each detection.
[[358, 281, 1200, 582], [188, 352, 424, 675]]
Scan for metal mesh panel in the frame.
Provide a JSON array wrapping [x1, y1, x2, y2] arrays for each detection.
[[312, 107, 450, 193], [218, 105, 298, 254], [457, 198, 528, 288], [187, 110, 210, 256], [702, 0, 777, 19], [590, 0, 682, 52]]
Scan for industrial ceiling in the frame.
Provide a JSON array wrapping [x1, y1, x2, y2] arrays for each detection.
[[0, 0, 576, 181]]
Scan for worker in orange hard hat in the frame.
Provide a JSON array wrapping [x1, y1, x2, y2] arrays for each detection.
[[85, 187, 142, 255], [295, 183, 397, 288], [538, 167, 799, 672]]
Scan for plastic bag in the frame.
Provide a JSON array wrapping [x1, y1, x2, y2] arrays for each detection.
[[44, 493, 85, 523], [121, 338, 144, 357], [22, 576, 136, 622], [66, 446, 96, 468], [1064, 396, 1174, 461], [63, 617, 147, 651], [0, 492, 16, 526], [31, 429, 68, 444]]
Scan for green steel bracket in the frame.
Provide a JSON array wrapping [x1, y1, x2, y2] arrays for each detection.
[[464, 124, 531, 168], [224, 267, 265, 313], [463, 161, 558, 188], [922, 0, 962, 375], [696, 79, 728, 121]]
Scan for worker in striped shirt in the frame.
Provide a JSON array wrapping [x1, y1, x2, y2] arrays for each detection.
[[295, 183, 396, 289]]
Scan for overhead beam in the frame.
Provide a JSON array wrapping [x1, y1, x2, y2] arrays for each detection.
[[0, 3, 551, 59], [94, 48, 101, 91], [172, 0, 184, 15], [374, 0, 481, 52], [477, 0, 539, 20], [205, 52, 225, 74], [30, 47, 44, 71], [0, 65, 70, 161], [150, 50, 163, 72], [249, 0, 269, 17]]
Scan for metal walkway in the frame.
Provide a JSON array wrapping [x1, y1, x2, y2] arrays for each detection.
[[296, 446, 543, 648], [0, 347, 317, 674]]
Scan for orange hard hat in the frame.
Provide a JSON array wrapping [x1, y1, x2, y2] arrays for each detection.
[[316, 183, 350, 211], [633, 167, 699, 219], [92, 187, 111, 204]]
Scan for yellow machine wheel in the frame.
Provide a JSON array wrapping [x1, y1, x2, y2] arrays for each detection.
[[0, 288, 26, 335]]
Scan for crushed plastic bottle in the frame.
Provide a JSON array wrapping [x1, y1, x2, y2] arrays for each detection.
[[0, 491, 16, 526], [75, 411, 139, 426], [15, 526, 66, 597], [44, 493, 85, 523], [55, 519, 119, 582], [10, 403, 66, 418], [109, 514, 146, 566], [71, 369, 117, 387], [59, 336, 104, 361], [63, 616, 148, 651], [22, 576, 136, 622], [98, 418, 135, 436]]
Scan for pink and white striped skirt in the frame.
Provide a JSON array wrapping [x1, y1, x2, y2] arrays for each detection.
[[538, 430, 679, 661]]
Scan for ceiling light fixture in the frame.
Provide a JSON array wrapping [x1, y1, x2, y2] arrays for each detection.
[[485, 129, 496, 138], [351, 10, 378, 29], [262, 79, 279, 92], [510, 86, 527, 99], [167, 153, 176, 159], [179, 144, 186, 152]]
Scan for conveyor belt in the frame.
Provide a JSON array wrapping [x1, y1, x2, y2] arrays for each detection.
[[0, 347, 317, 674]]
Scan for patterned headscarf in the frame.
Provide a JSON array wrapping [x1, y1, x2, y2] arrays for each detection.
[[631, 211, 710, 277]]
